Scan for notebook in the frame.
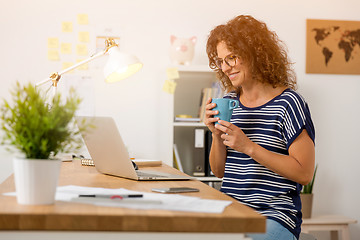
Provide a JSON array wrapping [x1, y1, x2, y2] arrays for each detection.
[[76, 116, 192, 181]]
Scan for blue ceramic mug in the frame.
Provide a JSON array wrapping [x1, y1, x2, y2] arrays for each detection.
[[212, 98, 239, 124]]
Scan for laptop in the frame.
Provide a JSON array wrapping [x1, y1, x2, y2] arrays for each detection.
[[76, 116, 192, 181]]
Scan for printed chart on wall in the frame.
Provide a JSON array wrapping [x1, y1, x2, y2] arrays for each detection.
[[306, 19, 360, 74]]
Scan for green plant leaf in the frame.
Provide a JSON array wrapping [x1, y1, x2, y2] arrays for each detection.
[[0, 82, 90, 159]]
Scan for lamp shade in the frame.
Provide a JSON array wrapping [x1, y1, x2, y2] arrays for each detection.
[[104, 47, 143, 83]]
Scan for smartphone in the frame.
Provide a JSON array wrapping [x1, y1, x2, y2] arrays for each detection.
[[151, 187, 199, 193]]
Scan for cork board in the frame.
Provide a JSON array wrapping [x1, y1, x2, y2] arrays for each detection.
[[306, 19, 360, 74]]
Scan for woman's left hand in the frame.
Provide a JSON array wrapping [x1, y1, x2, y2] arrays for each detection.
[[215, 120, 254, 155]]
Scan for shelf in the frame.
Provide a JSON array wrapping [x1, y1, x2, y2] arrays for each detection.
[[173, 122, 206, 127], [171, 65, 217, 181], [196, 176, 222, 182]]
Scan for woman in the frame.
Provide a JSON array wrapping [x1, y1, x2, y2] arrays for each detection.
[[204, 15, 315, 240]]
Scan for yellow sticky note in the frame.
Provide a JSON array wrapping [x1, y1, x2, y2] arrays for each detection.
[[61, 43, 72, 54], [77, 14, 88, 25], [166, 67, 180, 79], [76, 59, 88, 70], [48, 50, 59, 61], [62, 62, 75, 73], [78, 31, 90, 42], [162, 80, 177, 94], [62, 22, 73, 32], [48, 38, 59, 49], [76, 44, 88, 56]]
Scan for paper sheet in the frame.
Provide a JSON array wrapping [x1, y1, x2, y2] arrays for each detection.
[[62, 22, 73, 32], [76, 59, 88, 70], [61, 43, 72, 54], [162, 79, 177, 94], [166, 67, 179, 79], [4, 185, 232, 213], [132, 159, 162, 167], [78, 32, 90, 43], [48, 50, 60, 61], [62, 62, 75, 72], [77, 14, 89, 25], [48, 38, 59, 49], [76, 44, 88, 56]]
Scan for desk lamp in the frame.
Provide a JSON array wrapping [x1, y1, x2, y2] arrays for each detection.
[[36, 38, 142, 94]]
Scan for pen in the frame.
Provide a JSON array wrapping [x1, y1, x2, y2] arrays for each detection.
[[73, 197, 162, 205], [79, 194, 143, 199]]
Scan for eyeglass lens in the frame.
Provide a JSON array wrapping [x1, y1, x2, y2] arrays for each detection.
[[216, 55, 236, 69]]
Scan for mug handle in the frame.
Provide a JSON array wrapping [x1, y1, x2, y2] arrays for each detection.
[[229, 100, 239, 110]]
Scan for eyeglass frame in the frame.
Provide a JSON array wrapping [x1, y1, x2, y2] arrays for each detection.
[[215, 54, 238, 69]]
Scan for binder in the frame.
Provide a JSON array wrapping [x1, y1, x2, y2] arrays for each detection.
[[192, 128, 205, 176], [173, 144, 184, 172], [204, 130, 214, 176]]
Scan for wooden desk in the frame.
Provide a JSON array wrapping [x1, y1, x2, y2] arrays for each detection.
[[302, 215, 357, 240], [0, 160, 265, 239]]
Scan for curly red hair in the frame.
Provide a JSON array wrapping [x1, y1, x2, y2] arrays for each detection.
[[207, 15, 297, 93]]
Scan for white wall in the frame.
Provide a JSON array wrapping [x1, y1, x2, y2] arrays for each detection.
[[1, 0, 359, 239]]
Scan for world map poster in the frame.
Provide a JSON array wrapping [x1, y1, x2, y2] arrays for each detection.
[[306, 19, 360, 74]]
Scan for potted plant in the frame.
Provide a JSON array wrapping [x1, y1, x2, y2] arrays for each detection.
[[0, 82, 87, 205], [300, 164, 318, 218]]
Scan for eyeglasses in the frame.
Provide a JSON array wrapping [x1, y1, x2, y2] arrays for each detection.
[[215, 55, 238, 69]]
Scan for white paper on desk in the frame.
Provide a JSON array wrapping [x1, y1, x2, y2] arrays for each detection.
[[132, 159, 162, 166], [55, 185, 232, 213]]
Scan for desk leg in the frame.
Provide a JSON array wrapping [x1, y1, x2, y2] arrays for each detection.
[[340, 225, 350, 240]]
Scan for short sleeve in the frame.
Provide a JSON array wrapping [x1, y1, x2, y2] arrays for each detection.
[[282, 92, 315, 149]]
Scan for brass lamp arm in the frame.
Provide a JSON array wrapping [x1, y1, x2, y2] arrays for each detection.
[[35, 50, 106, 88], [35, 38, 118, 88]]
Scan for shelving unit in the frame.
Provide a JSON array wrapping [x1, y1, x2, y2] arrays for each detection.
[[171, 65, 222, 187]]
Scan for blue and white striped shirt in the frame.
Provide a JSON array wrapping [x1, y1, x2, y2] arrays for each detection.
[[221, 88, 315, 239]]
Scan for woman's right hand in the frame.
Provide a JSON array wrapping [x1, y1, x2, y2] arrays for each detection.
[[204, 97, 227, 178], [203, 97, 222, 136]]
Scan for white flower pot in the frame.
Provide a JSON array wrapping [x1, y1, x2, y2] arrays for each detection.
[[13, 157, 61, 205]]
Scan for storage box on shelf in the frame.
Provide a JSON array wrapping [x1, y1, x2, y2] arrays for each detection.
[[171, 65, 222, 187]]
